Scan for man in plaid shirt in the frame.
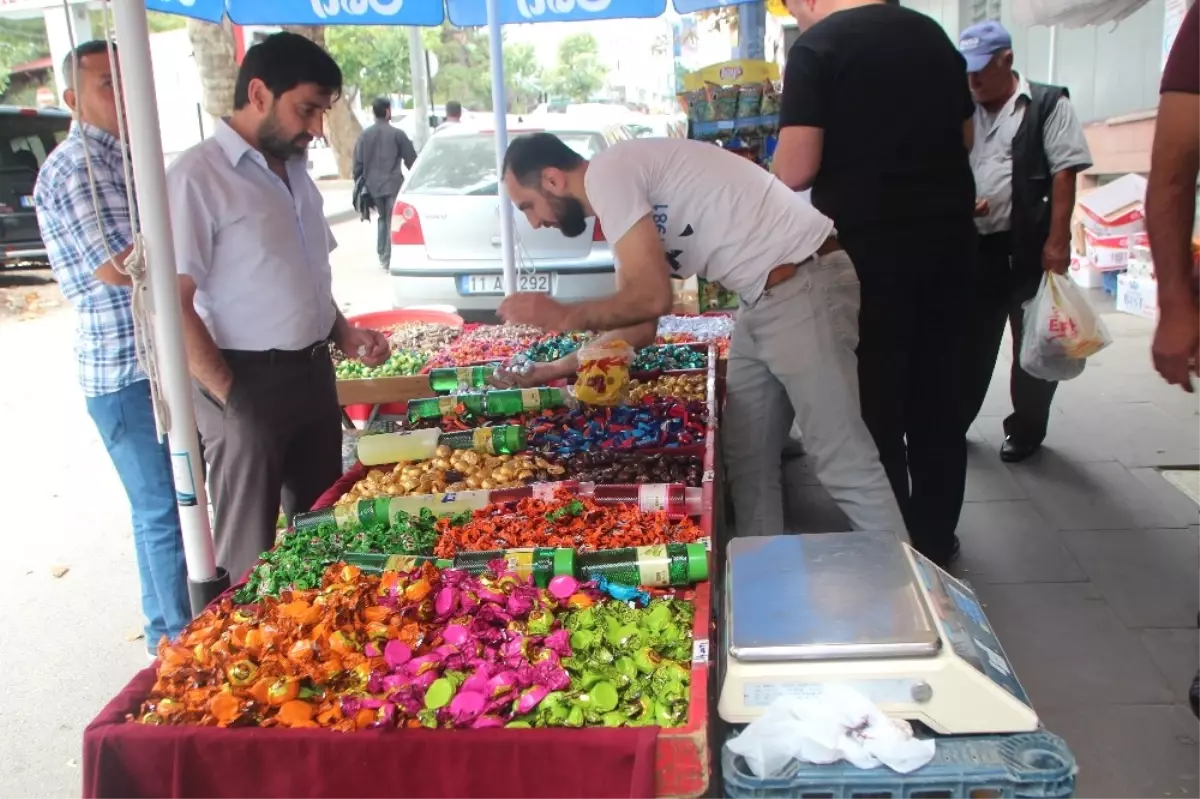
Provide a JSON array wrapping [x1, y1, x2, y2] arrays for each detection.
[[34, 41, 189, 656]]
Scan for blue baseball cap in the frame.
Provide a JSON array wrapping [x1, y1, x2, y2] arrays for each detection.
[[958, 20, 1012, 72]]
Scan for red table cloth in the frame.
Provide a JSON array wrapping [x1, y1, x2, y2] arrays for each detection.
[[83, 667, 657, 798]]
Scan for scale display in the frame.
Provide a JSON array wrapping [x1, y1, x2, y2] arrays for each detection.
[[719, 532, 1039, 734]]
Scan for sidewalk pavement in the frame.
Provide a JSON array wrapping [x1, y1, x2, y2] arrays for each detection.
[[317, 178, 356, 226], [781, 291, 1200, 798]]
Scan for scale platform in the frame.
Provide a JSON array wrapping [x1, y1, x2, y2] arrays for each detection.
[[718, 531, 1039, 735]]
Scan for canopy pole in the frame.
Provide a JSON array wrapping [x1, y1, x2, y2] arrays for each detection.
[[111, 1, 228, 613], [485, 0, 517, 296], [408, 27, 432, 152]]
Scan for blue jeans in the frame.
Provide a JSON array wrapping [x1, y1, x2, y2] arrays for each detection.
[[86, 380, 191, 649]]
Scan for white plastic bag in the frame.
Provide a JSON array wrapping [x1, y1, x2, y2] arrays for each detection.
[[1019, 272, 1112, 382], [724, 685, 936, 778]]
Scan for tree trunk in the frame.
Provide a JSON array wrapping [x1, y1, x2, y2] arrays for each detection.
[[284, 25, 362, 180], [186, 18, 237, 120]]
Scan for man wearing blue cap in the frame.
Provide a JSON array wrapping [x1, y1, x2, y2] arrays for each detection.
[[958, 20, 1092, 463]]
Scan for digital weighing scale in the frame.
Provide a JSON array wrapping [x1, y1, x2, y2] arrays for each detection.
[[718, 531, 1039, 735]]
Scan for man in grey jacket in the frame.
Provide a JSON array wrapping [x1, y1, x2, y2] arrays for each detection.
[[353, 97, 417, 269]]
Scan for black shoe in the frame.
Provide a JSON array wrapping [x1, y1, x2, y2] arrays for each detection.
[[1000, 436, 1041, 463], [920, 536, 961, 570]]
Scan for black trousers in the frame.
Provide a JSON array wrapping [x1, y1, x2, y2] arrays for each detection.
[[374, 192, 396, 268], [961, 233, 1058, 445], [843, 225, 973, 562], [193, 347, 343, 581]]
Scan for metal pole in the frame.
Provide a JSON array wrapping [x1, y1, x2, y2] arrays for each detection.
[[111, 1, 227, 613], [408, 28, 431, 152], [1047, 25, 1058, 83], [485, 0, 517, 295]]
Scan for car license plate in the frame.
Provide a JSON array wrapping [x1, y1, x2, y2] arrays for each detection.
[[460, 273, 553, 295], [19, 195, 34, 209]]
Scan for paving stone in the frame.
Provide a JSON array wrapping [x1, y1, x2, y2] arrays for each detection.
[[782, 485, 851, 534], [971, 582, 1175, 707], [965, 443, 1029, 501], [954, 500, 1086, 584], [1011, 458, 1193, 530], [1061, 528, 1200, 628], [1038, 704, 1199, 799], [1127, 468, 1200, 527], [1141, 628, 1200, 704]]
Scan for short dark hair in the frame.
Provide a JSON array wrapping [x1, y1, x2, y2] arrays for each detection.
[[502, 133, 586, 187], [372, 97, 391, 119], [233, 32, 342, 110], [445, 100, 462, 118], [62, 40, 115, 92]]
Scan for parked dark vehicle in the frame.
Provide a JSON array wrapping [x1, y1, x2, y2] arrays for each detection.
[[0, 105, 71, 267]]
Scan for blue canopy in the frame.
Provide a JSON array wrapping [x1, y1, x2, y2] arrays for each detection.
[[145, 0, 752, 26]]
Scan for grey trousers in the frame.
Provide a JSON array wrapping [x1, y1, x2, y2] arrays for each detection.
[[193, 349, 343, 580], [721, 251, 909, 541]]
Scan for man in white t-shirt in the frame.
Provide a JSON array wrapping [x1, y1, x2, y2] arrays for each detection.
[[496, 133, 906, 542]]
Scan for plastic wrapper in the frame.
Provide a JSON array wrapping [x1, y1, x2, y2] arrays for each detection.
[[707, 82, 740, 122], [736, 83, 764, 126], [1018, 272, 1112, 381], [759, 81, 781, 120], [574, 339, 635, 406], [684, 89, 712, 122]]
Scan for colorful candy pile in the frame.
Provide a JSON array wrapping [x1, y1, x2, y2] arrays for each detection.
[[524, 331, 594, 363], [632, 344, 708, 373], [628, 374, 708, 403], [385, 322, 462, 355], [432, 491, 704, 558], [336, 448, 566, 505], [134, 560, 693, 730], [525, 399, 709, 457], [423, 325, 543, 371], [561, 451, 705, 488], [335, 350, 427, 380]]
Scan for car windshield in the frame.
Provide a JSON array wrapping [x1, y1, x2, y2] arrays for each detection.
[[404, 131, 603, 196]]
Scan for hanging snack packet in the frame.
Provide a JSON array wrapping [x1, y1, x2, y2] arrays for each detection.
[[736, 83, 764, 127], [575, 339, 636, 406], [759, 81, 781, 122], [685, 89, 712, 123], [708, 82, 740, 122]]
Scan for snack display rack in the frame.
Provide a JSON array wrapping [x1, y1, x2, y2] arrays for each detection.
[[82, 333, 725, 799]]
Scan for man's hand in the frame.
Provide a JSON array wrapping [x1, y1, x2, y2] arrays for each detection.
[[498, 292, 570, 331], [1042, 239, 1071, 275], [974, 198, 990, 218], [1152, 301, 1200, 392], [337, 326, 391, 367], [489, 360, 566, 389]]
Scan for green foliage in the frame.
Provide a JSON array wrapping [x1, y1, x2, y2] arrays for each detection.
[[0, 19, 51, 96], [545, 32, 606, 103], [324, 25, 412, 104], [419, 24, 543, 113]]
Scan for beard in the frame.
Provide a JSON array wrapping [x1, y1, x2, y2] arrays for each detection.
[[257, 112, 310, 161], [548, 194, 588, 238]]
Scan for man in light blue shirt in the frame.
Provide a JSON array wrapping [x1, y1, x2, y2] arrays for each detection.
[[34, 41, 189, 655], [168, 33, 391, 581]]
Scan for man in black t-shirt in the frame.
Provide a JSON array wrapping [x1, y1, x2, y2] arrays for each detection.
[[772, 0, 977, 567]]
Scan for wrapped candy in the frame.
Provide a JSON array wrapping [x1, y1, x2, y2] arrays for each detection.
[[574, 339, 635, 406]]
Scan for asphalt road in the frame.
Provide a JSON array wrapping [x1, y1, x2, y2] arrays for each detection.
[[0, 215, 390, 797]]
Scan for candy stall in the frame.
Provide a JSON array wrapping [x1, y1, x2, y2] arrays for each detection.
[[82, 320, 730, 799]]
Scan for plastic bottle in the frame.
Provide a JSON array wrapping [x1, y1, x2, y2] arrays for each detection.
[[357, 428, 441, 466], [438, 425, 526, 454], [451, 547, 576, 588], [293, 496, 394, 533], [589, 484, 687, 518], [407, 393, 487, 423], [428, 366, 496, 393], [484, 387, 565, 417], [577, 543, 709, 587]]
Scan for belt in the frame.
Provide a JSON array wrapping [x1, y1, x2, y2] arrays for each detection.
[[763, 235, 843, 291], [223, 340, 331, 365]]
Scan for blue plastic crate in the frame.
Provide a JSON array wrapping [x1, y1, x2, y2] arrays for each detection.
[[1101, 268, 1122, 296], [723, 729, 1077, 798]]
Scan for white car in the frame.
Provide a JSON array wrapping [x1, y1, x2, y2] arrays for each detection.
[[307, 137, 339, 179], [388, 122, 640, 315]]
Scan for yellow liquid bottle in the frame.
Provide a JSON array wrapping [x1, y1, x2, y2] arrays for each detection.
[[356, 428, 440, 466]]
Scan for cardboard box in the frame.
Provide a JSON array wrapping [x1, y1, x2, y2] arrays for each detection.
[[1084, 228, 1132, 269], [1069, 254, 1107, 289], [1116, 273, 1159, 320], [1077, 174, 1147, 237]]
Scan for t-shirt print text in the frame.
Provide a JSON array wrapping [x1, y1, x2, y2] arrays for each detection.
[[652, 203, 692, 273]]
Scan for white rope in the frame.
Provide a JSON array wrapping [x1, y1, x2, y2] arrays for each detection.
[[63, 0, 170, 435]]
